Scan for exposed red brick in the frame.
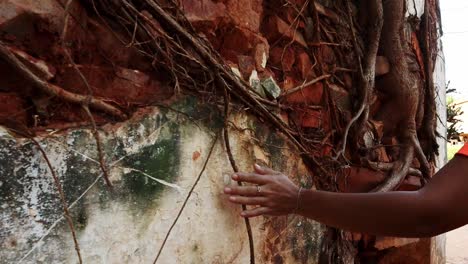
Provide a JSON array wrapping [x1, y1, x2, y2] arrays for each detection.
[[85, 19, 151, 71], [282, 5, 306, 29], [298, 109, 323, 128], [296, 51, 313, 79], [269, 46, 295, 72], [0, 0, 86, 57], [57, 65, 167, 105], [282, 81, 324, 105], [225, 0, 263, 32], [221, 27, 268, 58], [180, 0, 226, 32], [0, 93, 28, 126], [262, 15, 307, 48]]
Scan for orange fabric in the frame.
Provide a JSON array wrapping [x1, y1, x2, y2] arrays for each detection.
[[457, 143, 468, 157]]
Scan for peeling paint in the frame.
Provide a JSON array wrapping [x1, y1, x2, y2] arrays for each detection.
[[1, 102, 324, 263]]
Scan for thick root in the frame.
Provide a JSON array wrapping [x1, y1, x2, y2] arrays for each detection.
[[335, 0, 383, 159], [372, 0, 432, 192], [372, 143, 415, 192], [0, 41, 127, 120]]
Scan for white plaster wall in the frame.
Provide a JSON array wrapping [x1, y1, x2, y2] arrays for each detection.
[[1, 105, 323, 264]]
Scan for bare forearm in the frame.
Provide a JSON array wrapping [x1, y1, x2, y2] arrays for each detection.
[[298, 190, 440, 237], [297, 156, 468, 237], [226, 157, 468, 237]]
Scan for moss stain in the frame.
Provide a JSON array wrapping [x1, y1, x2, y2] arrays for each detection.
[[252, 119, 287, 170], [122, 122, 180, 207], [170, 96, 224, 130]]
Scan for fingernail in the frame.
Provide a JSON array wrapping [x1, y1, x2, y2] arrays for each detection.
[[229, 196, 236, 201], [240, 212, 246, 217], [254, 164, 261, 169], [224, 187, 231, 193], [232, 174, 239, 180], [223, 174, 231, 186]]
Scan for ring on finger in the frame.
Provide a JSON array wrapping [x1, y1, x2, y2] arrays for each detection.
[[256, 185, 261, 194]]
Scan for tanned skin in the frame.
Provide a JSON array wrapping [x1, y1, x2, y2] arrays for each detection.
[[224, 155, 468, 238]]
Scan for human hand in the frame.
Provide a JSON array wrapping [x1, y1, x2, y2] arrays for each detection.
[[224, 164, 300, 218]]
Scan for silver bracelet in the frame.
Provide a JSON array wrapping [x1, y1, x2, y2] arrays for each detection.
[[294, 187, 303, 214]]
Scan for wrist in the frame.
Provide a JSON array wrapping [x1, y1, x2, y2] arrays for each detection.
[[293, 186, 303, 215], [295, 188, 316, 216]]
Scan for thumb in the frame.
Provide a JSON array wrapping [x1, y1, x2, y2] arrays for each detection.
[[254, 164, 277, 175]]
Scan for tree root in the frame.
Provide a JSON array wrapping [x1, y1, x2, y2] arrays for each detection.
[[57, 2, 115, 188], [93, 0, 332, 180], [419, 0, 440, 161], [34, 139, 83, 263], [222, 84, 256, 264], [368, 161, 422, 178], [279, 74, 331, 99], [410, 133, 432, 182], [7, 126, 83, 263], [153, 133, 219, 264], [335, 0, 383, 160], [0, 41, 127, 120], [372, 0, 433, 192], [0, 39, 115, 188], [82, 105, 112, 187], [371, 130, 432, 192], [372, 140, 415, 192]]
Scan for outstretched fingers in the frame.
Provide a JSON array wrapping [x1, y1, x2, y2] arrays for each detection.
[[241, 207, 272, 218], [224, 185, 260, 196], [229, 196, 267, 206], [232, 172, 269, 184], [254, 164, 279, 175]]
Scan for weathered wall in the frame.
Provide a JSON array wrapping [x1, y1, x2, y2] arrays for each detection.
[[0, 98, 324, 263], [431, 35, 448, 264]]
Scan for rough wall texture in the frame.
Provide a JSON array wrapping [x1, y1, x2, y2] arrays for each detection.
[[1, 99, 324, 263]]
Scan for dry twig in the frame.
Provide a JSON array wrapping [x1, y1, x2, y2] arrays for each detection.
[[153, 133, 219, 263]]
